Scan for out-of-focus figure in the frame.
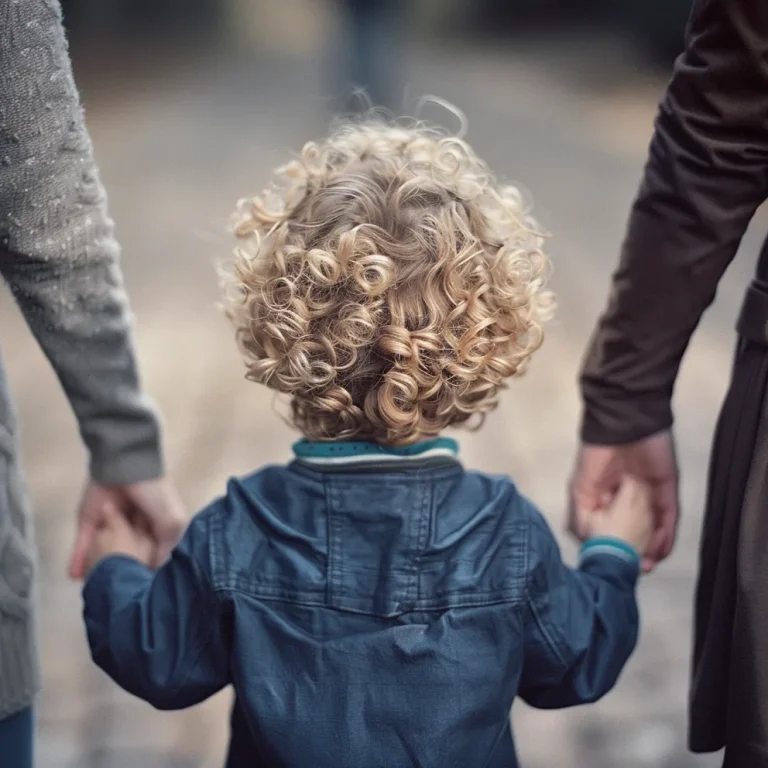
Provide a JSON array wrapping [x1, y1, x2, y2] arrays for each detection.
[[335, 0, 407, 113]]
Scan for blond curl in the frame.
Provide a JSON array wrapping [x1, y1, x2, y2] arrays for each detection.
[[224, 118, 554, 446]]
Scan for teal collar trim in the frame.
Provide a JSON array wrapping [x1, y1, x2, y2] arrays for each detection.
[[292, 437, 459, 460]]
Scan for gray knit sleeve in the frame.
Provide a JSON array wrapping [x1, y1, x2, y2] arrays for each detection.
[[0, 0, 163, 485]]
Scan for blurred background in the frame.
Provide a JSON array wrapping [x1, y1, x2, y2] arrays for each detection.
[[5, 0, 767, 765]]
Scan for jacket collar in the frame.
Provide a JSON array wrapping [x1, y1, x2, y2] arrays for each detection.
[[292, 437, 459, 470]]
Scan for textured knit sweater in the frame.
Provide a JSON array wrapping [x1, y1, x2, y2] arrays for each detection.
[[0, 0, 163, 718]]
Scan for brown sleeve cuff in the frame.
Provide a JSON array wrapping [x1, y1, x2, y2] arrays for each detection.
[[579, 383, 673, 446]]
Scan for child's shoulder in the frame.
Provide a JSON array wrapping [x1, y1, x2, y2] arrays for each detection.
[[457, 468, 541, 515], [195, 464, 547, 530], [182, 463, 323, 592], [191, 463, 313, 522], [457, 468, 562, 547]]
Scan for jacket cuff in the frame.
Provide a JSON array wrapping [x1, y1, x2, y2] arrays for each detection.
[[579, 537, 640, 567], [578, 537, 641, 588]]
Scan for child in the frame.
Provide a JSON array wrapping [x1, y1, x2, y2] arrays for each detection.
[[81, 120, 652, 768]]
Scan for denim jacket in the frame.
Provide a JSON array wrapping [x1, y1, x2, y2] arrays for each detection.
[[82, 439, 640, 767]]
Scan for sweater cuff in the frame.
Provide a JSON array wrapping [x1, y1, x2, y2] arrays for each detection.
[[90, 448, 164, 486], [86, 408, 165, 486]]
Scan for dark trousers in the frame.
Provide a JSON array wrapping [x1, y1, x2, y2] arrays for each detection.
[[691, 239, 768, 766], [0, 708, 33, 768]]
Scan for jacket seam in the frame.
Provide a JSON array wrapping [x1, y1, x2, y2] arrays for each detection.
[[161, 551, 223, 702], [526, 595, 567, 669], [213, 576, 524, 601], [410, 482, 430, 605], [523, 515, 567, 671], [159, 509, 226, 703], [209, 503, 225, 589], [214, 585, 522, 614], [289, 461, 463, 483], [325, 476, 343, 606]]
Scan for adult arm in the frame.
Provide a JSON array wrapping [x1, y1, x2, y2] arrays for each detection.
[[0, 0, 162, 484], [581, 0, 768, 444], [0, 1, 184, 574]]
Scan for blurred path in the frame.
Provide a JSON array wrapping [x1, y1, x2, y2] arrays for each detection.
[[2, 29, 757, 767]]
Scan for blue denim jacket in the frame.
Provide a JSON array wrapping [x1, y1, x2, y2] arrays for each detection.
[[83, 439, 640, 767]]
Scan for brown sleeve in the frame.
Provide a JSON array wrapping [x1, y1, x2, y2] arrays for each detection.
[[580, 0, 768, 445]]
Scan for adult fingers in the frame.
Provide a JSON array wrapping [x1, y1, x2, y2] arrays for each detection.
[[568, 475, 613, 541], [129, 481, 186, 566], [68, 517, 97, 580], [650, 480, 680, 561], [566, 484, 591, 540]]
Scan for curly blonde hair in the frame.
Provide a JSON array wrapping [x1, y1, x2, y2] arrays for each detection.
[[225, 120, 553, 446]]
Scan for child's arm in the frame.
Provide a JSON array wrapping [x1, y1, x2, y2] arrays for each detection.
[[81, 505, 229, 710], [518, 477, 650, 708]]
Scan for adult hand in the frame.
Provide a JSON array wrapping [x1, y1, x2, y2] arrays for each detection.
[[81, 502, 154, 577], [68, 477, 186, 580], [568, 430, 679, 573], [588, 475, 654, 555]]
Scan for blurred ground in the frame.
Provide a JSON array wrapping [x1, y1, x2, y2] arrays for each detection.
[[1, 10, 761, 767]]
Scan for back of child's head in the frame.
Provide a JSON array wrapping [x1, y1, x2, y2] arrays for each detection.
[[225, 117, 553, 446]]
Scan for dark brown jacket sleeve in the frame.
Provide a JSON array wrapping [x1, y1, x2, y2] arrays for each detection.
[[580, 0, 768, 445]]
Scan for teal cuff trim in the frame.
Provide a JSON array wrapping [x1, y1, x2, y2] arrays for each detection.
[[579, 537, 640, 567]]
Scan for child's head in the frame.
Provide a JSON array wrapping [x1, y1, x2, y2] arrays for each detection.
[[226, 119, 552, 446]]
